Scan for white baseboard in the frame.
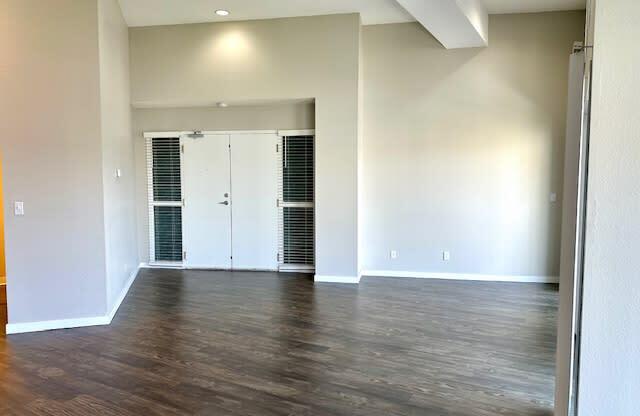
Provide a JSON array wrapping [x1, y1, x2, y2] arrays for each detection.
[[361, 270, 558, 284], [6, 265, 141, 335], [140, 262, 184, 269], [315, 275, 361, 284], [6, 316, 111, 335], [230, 267, 279, 272], [106, 265, 141, 322]]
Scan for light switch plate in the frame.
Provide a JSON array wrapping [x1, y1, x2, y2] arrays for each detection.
[[14, 201, 24, 216]]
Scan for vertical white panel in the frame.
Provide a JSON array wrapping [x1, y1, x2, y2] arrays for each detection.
[[556, 51, 587, 416], [182, 134, 232, 269], [230, 134, 278, 270]]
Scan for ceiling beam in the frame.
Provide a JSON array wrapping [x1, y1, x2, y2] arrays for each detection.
[[395, 0, 489, 49]]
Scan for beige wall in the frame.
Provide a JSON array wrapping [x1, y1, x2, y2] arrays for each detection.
[[129, 15, 361, 278], [0, 0, 108, 323], [133, 102, 315, 262], [130, 12, 583, 280], [98, 0, 139, 309], [361, 12, 585, 278]]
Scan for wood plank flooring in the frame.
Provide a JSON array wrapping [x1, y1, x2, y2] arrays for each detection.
[[0, 270, 558, 415]]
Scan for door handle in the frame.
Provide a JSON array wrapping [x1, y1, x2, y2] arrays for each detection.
[[218, 201, 229, 206]]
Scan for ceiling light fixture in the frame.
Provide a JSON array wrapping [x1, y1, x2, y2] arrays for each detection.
[[215, 9, 230, 17], [217, 102, 229, 108]]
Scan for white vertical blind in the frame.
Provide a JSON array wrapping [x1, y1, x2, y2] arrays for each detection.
[[146, 137, 183, 264], [277, 135, 315, 271]]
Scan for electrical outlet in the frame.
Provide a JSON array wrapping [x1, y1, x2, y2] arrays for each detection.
[[390, 250, 399, 260], [443, 251, 451, 261], [550, 192, 557, 202]]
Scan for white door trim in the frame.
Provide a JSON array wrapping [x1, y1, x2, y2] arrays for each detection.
[[144, 130, 279, 139], [278, 129, 315, 137]]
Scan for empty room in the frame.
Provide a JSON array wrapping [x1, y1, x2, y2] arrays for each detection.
[[1, 1, 638, 415]]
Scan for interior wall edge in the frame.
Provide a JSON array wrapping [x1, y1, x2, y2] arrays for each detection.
[[5, 264, 140, 335]]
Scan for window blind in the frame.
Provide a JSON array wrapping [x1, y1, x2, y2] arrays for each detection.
[[278, 135, 315, 271], [153, 206, 183, 262], [152, 138, 182, 202], [146, 137, 183, 263]]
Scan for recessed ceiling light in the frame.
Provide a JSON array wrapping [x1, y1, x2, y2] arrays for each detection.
[[215, 9, 230, 17], [217, 102, 229, 108]]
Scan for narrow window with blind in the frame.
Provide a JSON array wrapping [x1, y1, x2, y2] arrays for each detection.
[[147, 137, 183, 264], [278, 135, 315, 272]]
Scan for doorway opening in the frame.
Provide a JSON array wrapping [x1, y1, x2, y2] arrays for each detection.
[[144, 129, 316, 273]]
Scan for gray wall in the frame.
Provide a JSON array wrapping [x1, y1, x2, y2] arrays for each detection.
[[0, 0, 139, 326], [0, 0, 108, 322], [133, 102, 315, 263], [578, 0, 640, 414], [98, 0, 139, 310], [129, 15, 361, 278], [361, 13, 585, 278]]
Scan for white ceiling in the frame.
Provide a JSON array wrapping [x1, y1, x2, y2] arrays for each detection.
[[119, 0, 586, 28], [119, 0, 413, 27]]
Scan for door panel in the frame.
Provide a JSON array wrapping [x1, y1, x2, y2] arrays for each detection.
[[182, 134, 232, 269], [230, 134, 278, 270]]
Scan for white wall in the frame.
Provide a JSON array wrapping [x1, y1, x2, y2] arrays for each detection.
[[578, 0, 640, 414], [0, 0, 108, 323], [132, 102, 315, 263], [98, 0, 139, 311], [361, 13, 585, 279], [129, 15, 361, 279]]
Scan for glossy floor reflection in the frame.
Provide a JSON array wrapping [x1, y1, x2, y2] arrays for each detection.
[[0, 269, 558, 415]]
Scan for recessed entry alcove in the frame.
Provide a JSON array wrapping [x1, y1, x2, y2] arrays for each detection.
[[134, 100, 317, 273]]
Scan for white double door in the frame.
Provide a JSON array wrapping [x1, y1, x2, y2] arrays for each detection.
[[182, 133, 278, 270]]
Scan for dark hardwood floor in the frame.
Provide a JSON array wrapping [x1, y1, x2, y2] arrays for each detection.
[[0, 270, 558, 415]]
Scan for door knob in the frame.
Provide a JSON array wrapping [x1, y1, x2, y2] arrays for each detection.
[[218, 201, 229, 206]]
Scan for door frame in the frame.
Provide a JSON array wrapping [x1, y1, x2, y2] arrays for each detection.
[[143, 129, 315, 271]]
